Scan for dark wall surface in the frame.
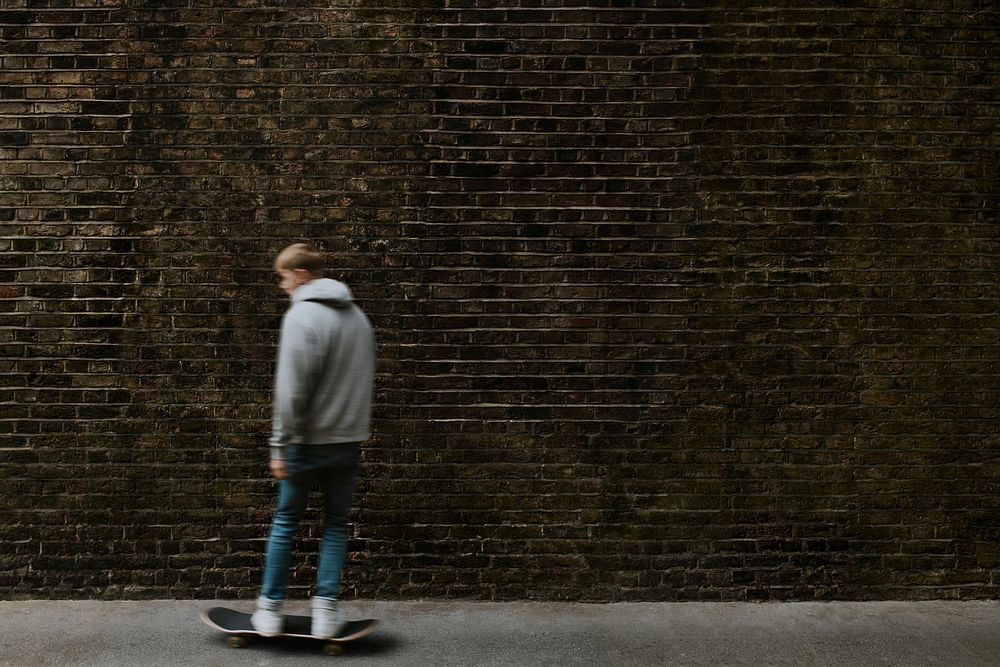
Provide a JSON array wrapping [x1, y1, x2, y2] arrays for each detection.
[[2, 1, 1000, 600]]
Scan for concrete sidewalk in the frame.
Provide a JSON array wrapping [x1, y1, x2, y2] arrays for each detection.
[[1, 599, 999, 666]]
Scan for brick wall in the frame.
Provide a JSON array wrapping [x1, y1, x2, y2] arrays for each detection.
[[2, 1, 999, 600]]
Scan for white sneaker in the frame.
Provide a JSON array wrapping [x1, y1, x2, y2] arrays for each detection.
[[250, 596, 283, 637], [311, 597, 344, 638]]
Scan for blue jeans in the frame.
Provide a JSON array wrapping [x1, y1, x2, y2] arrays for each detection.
[[260, 443, 360, 601]]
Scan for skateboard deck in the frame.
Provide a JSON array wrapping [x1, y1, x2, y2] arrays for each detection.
[[201, 606, 379, 656]]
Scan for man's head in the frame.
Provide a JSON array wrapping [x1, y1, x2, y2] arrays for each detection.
[[274, 243, 324, 296]]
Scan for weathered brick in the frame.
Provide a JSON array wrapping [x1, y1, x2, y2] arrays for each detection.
[[1, 1, 1000, 602]]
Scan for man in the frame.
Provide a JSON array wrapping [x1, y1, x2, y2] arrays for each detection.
[[252, 243, 376, 638]]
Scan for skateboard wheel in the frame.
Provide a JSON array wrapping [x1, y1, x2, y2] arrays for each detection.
[[323, 643, 344, 656], [228, 636, 249, 649]]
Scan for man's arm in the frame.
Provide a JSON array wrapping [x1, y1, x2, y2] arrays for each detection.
[[270, 309, 321, 476]]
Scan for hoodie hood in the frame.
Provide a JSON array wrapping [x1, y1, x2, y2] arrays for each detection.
[[292, 278, 354, 307]]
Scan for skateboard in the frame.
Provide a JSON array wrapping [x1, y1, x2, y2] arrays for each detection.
[[201, 606, 379, 656]]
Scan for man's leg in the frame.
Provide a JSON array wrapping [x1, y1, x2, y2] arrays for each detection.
[[253, 474, 312, 635], [314, 461, 359, 599], [312, 444, 359, 637], [260, 477, 312, 600]]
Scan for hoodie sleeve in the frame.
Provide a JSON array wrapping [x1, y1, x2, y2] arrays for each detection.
[[269, 307, 323, 459]]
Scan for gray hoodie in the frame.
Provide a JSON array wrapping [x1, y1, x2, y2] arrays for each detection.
[[270, 278, 375, 459]]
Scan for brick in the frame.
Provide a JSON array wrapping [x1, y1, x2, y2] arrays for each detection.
[[2, 1, 1000, 602]]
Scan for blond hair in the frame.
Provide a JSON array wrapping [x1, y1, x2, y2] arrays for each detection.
[[274, 243, 325, 277]]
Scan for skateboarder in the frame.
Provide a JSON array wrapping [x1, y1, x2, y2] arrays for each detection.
[[251, 243, 376, 639]]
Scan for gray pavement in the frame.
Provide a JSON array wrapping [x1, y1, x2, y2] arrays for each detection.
[[1, 599, 999, 666]]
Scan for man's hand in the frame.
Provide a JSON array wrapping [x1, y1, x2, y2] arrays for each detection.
[[270, 458, 290, 480]]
